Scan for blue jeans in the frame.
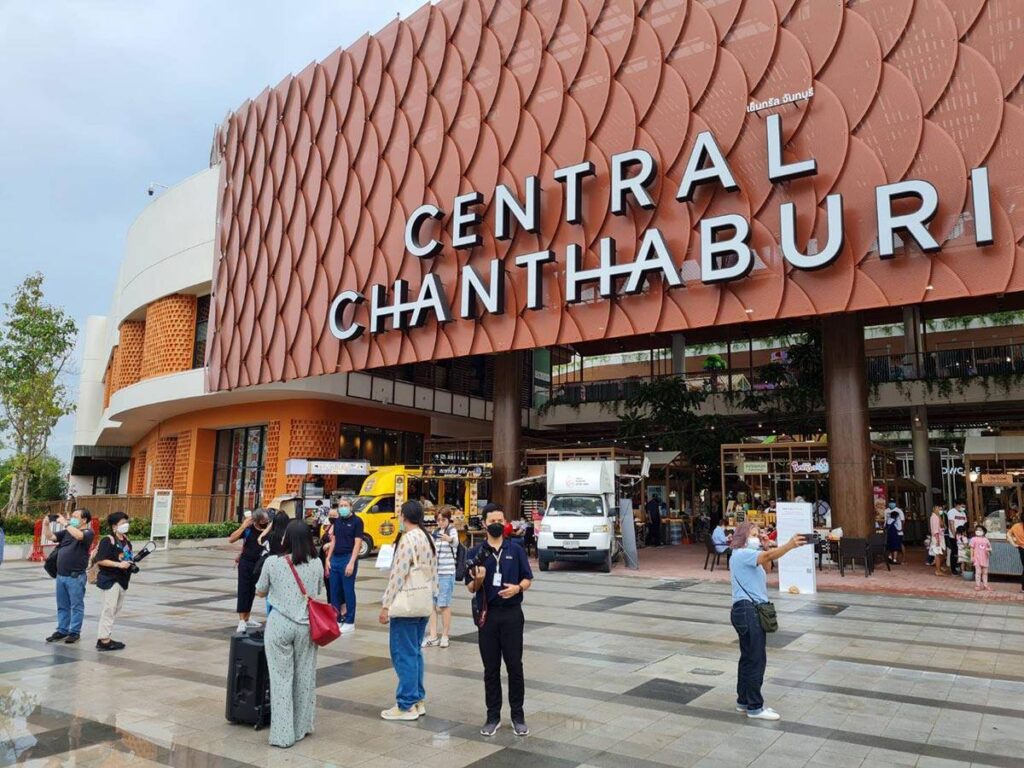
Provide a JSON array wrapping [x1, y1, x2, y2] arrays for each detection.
[[329, 556, 358, 624], [56, 573, 87, 635], [389, 617, 428, 711], [731, 600, 767, 713]]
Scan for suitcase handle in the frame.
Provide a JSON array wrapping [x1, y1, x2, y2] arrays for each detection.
[[233, 666, 244, 700]]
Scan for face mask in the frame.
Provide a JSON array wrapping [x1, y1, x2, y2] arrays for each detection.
[[746, 536, 760, 549], [116, 523, 130, 534], [486, 522, 505, 538], [398, 520, 406, 533], [888, 503, 896, 510], [68, 518, 81, 528], [339, 508, 352, 518], [975, 530, 983, 536]]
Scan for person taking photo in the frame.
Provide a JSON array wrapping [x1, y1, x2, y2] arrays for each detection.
[[465, 502, 533, 738], [44, 508, 94, 645], [93, 511, 135, 651], [229, 508, 270, 633]]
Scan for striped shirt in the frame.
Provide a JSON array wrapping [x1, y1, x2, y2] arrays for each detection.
[[434, 525, 458, 576]]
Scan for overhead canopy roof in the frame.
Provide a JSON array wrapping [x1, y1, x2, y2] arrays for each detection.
[[964, 436, 1024, 457]]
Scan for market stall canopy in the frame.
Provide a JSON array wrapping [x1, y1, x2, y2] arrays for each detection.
[[643, 451, 681, 466], [964, 436, 1024, 458]]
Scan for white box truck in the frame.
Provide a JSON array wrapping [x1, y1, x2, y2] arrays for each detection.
[[537, 460, 621, 573]]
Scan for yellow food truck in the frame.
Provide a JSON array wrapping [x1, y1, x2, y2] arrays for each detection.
[[352, 464, 491, 556]]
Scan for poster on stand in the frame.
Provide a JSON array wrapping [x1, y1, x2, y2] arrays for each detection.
[[775, 501, 816, 594]]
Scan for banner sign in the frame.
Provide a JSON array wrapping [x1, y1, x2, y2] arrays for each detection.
[[421, 464, 491, 480], [285, 459, 370, 476], [151, 489, 173, 551], [775, 501, 816, 595], [742, 461, 769, 474]]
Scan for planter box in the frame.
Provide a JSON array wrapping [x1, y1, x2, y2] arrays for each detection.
[[1, 543, 31, 562], [0, 537, 231, 562]]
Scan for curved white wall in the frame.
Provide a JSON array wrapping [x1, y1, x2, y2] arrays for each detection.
[[72, 315, 110, 445], [104, 166, 219, 351]]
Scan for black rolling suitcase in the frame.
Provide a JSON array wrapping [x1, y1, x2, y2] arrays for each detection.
[[226, 631, 271, 729]]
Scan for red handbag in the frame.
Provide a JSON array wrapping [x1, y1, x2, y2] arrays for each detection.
[[286, 556, 341, 647]]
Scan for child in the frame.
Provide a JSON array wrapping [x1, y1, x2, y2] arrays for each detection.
[[969, 525, 992, 592], [956, 525, 971, 575]]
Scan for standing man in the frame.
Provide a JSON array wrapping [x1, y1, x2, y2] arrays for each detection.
[[1007, 512, 1024, 593], [44, 508, 94, 644], [466, 502, 533, 738], [646, 494, 663, 546], [947, 501, 968, 576], [324, 498, 362, 635]]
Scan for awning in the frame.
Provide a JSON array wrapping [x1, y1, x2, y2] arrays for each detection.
[[506, 474, 546, 487], [964, 436, 1024, 457], [643, 451, 681, 466]]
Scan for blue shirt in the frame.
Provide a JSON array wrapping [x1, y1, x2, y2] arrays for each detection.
[[711, 526, 728, 553], [730, 547, 768, 604], [465, 542, 534, 608], [330, 514, 364, 558]]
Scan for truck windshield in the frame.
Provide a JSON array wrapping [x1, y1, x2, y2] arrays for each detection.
[[546, 495, 603, 516], [350, 496, 375, 514]]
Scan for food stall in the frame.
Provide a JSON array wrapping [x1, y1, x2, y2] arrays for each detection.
[[720, 438, 928, 538], [280, 458, 371, 516], [963, 436, 1024, 577]]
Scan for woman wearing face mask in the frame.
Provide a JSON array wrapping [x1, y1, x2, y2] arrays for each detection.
[[324, 498, 363, 635], [229, 508, 271, 634], [93, 511, 134, 651], [379, 500, 438, 720], [728, 522, 807, 721], [255, 519, 324, 748], [929, 505, 948, 576]]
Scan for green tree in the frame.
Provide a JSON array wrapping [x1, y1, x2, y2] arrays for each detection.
[[0, 453, 67, 505], [0, 273, 77, 519]]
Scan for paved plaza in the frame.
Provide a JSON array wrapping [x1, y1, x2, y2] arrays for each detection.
[[2, 547, 1024, 768]]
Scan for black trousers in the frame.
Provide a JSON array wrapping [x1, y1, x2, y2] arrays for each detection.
[[946, 535, 959, 574], [477, 605, 525, 722], [1018, 548, 1024, 589], [731, 600, 766, 712], [236, 558, 259, 614]]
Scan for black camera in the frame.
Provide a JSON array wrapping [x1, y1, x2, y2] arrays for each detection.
[[468, 547, 489, 576]]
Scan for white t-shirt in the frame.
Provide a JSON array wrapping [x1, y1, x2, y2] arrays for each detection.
[[948, 508, 967, 535]]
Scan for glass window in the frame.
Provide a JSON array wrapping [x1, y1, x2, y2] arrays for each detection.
[[192, 295, 211, 369], [211, 425, 266, 519]]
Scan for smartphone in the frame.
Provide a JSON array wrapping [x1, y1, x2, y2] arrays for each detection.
[[48, 513, 58, 522], [244, 510, 252, 519], [799, 532, 819, 543]]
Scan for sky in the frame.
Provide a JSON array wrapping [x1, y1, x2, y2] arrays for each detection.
[[0, 0, 424, 463]]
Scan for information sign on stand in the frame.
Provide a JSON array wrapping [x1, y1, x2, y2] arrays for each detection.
[[775, 501, 816, 594], [151, 490, 173, 551]]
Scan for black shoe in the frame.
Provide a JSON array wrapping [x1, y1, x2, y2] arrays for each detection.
[[46, 632, 68, 643], [96, 640, 125, 652], [64, 634, 80, 644], [512, 720, 529, 736], [480, 720, 500, 737]]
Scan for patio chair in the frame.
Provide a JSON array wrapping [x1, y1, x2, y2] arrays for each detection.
[[867, 533, 890, 573], [704, 536, 730, 571], [837, 537, 871, 577]]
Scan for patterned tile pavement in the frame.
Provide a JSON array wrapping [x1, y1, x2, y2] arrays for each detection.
[[2, 547, 1023, 768]]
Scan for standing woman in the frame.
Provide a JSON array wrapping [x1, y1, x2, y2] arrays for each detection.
[[255, 520, 323, 748], [929, 505, 948, 575], [423, 506, 458, 648], [93, 511, 134, 651], [324, 498, 363, 635], [728, 522, 807, 721], [228, 508, 270, 633], [379, 500, 438, 720]]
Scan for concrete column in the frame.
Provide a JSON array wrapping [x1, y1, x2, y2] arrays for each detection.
[[910, 404, 932, 505], [492, 351, 522, 517], [903, 305, 924, 377], [670, 334, 686, 375], [822, 314, 874, 538]]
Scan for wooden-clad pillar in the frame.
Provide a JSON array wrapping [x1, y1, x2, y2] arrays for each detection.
[[822, 313, 873, 538], [492, 351, 522, 516]]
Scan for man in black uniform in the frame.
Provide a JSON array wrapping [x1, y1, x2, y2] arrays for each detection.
[[466, 503, 533, 737], [646, 494, 663, 546]]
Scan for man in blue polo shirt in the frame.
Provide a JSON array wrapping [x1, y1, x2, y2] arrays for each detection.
[[324, 498, 363, 635], [466, 502, 533, 738]]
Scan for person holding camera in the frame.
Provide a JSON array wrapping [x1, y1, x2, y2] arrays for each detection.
[[728, 522, 807, 721], [93, 511, 135, 651], [44, 507, 94, 645], [465, 502, 533, 737], [229, 508, 271, 633]]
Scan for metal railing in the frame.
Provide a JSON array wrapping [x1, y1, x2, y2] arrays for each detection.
[[546, 344, 1024, 406], [68, 494, 234, 524]]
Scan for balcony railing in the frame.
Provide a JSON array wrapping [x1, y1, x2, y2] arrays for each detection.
[[546, 344, 1024, 407]]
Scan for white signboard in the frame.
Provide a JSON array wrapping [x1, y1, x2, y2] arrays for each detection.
[[151, 489, 173, 550], [742, 461, 769, 474], [775, 501, 816, 595], [285, 458, 370, 476]]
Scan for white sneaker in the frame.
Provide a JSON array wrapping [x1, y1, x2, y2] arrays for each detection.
[[735, 705, 748, 713], [439, 636, 449, 648], [340, 623, 355, 635], [246, 620, 262, 629], [747, 707, 781, 721], [380, 706, 419, 721], [236, 620, 247, 634], [415, 701, 426, 716], [422, 636, 440, 648]]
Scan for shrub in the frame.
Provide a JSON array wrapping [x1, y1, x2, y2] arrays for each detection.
[[0, 516, 36, 535], [167, 522, 237, 540]]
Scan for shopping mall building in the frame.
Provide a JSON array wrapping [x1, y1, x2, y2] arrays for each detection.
[[71, 0, 1024, 537]]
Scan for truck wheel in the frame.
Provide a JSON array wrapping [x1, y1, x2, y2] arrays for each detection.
[[600, 550, 612, 573], [539, 557, 549, 572], [358, 535, 374, 559]]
